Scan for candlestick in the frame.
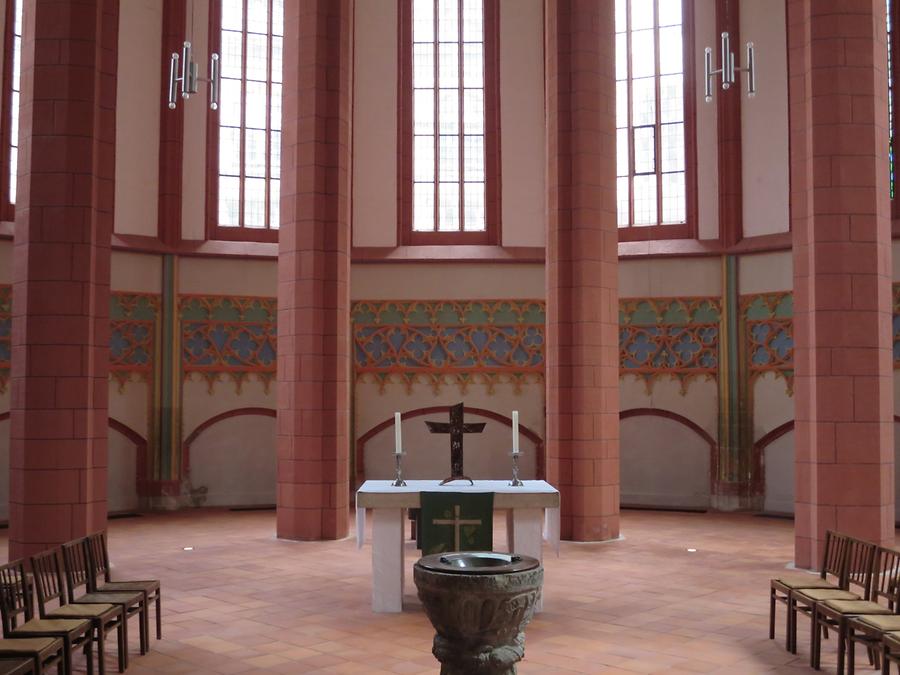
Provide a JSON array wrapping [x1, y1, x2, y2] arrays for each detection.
[[392, 451, 407, 487], [512, 410, 519, 454], [508, 448, 523, 487], [394, 412, 402, 455]]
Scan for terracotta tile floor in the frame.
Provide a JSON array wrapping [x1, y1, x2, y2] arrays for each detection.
[[7, 508, 889, 674]]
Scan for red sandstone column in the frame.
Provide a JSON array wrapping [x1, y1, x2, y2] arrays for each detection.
[[9, 0, 119, 560], [789, 0, 894, 567], [545, 0, 620, 541], [276, 0, 352, 540]]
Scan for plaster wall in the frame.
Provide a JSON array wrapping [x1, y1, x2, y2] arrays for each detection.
[[620, 376, 718, 441], [181, 0, 210, 241], [115, 0, 161, 237], [762, 429, 793, 514], [350, 264, 544, 300], [695, 0, 719, 240], [739, 251, 792, 295], [108, 427, 140, 513], [109, 381, 150, 441], [178, 257, 277, 296], [752, 373, 793, 443], [354, 380, 543, 482], [352, 0, 397, 247], [619, 256, 721, 298], [111, 252, 163, 294], [0, 241, 10, 283], [621, 415, 712, 509], [181, 378, 273, 444], [740, 0, 790, 237], [188, 414, 276, 506]]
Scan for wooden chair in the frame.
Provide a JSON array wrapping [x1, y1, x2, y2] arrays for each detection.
[[788, 535, 876, 654], [0, 560, 93, 675], [85, 532, 161, 644], [0, 637, 65, 675], [60, 541, 147, 668], [881, 631, 900, 674], [30, 549, 126, 675], [771, 530, 849, 651], [808, 538, 893, 674], [843, 546, 900, 674], [0, 657, 35, 675]]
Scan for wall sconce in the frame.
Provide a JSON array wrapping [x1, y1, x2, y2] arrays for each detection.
[[704, 31, 756, 102]]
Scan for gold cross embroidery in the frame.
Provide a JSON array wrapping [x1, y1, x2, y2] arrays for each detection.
[[432, 504, 482, 551]]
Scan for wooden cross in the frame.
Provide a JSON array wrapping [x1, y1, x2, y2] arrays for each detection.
[[425, 402, 486, 485], [432, 505, 482, 551]]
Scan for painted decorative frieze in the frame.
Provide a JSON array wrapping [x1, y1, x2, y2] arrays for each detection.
[[618, 297, 721, 393], [741, 292, 794, 391], [180, 295, 277, 392], [110, 292, 160, 389], [351, 300, 545, 392], [0, 285, 9, 393]]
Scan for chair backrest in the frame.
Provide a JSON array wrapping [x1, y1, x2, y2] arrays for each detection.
[[869, 546, 900, 609], [844, 536, 879, 598], [0, 559, 33, 634], [29, 549, 68, 617], [61, 539, 93, 600], [85, 532, 111, 584], [821, 530, 849, 582]]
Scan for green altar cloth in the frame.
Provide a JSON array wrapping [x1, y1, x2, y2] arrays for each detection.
[[419, 491, 494, 554]]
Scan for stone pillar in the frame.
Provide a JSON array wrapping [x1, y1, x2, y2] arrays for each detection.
[[276, 0, 352, 540], [9, 0, 119, 560], [789, 0, 894, 567], [545, 0, 620, 541]]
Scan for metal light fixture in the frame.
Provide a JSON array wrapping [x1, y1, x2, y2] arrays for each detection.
[[704, 31, 756, 102], [166, 1, 220, 110]]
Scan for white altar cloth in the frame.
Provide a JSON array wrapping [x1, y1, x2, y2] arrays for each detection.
[[355, 479, 560, 612]]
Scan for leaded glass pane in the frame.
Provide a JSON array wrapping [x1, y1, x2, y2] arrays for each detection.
[[633, 174, 657, 225], [438, 182, 460, 230], [413, 183, 435, 231], [463, 182, 485, 231], [663, 172, 686, 223], [219, 176, 241, 226], [244, 178, 266, 227]]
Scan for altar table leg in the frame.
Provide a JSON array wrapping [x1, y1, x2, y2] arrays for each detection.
[[372, 507, 404, 612], [509, 507, 544, 612]]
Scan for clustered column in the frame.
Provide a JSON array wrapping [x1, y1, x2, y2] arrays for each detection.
[[545, 0, 620, 541], [276, 0, 353, 540], [789, 0, 895, 567], [9, 0, 119, 560]]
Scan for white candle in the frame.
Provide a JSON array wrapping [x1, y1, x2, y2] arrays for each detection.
[[512, 410, 520, 454], [394, 412, 402, 454]]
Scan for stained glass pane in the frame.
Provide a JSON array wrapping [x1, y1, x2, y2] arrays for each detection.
[[631, 0, 654, 30], [633, 126, 655, 174], [247, 0, 268, 33], [660, 123, 684, 172], [220, 31, 243, 79], [438, 182, 460, 230], [659, 26, 683, 75], [631, 30, 655, 78], [245, 129, 266, 178], [269, 179, 280, 228], [414, 89, 435, 134], [220, 127, 241, 176], [462, 43, 483, 87], [631, 77, 655, 126], [463, 135, 484, 181], [463, 182, 485, 231], [633, 174, 657, 225], [414, 0, 435, 42], [244, 178, 266, 228], [617, 176, 630, 226], [413, 44, 435, 88], [222, 0, 243, 31], [245, 81, 267, 129], [438, 0, 459, 42], [439, 135, 460, 182], [462, 0, 483, 42], [413, 183, 435, 231], [219, 176, 240, 226], [439, 89, 459, 134], [415, 135, 435, 182], [246, 34, 269, 81], [662, 172, 686, 223], [463, 89, 484, 134], [438, 43, 459, 88]]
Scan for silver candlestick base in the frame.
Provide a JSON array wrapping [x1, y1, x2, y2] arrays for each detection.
[[509, 450, 524, 486], [392, 451, 407, 487]]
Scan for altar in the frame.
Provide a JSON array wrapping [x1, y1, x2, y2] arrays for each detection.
[[356, 479, 560, 613]]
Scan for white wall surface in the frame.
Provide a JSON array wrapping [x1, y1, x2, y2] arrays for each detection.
[[108, 427, 140, 513], [762, 429, 793, 514]]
